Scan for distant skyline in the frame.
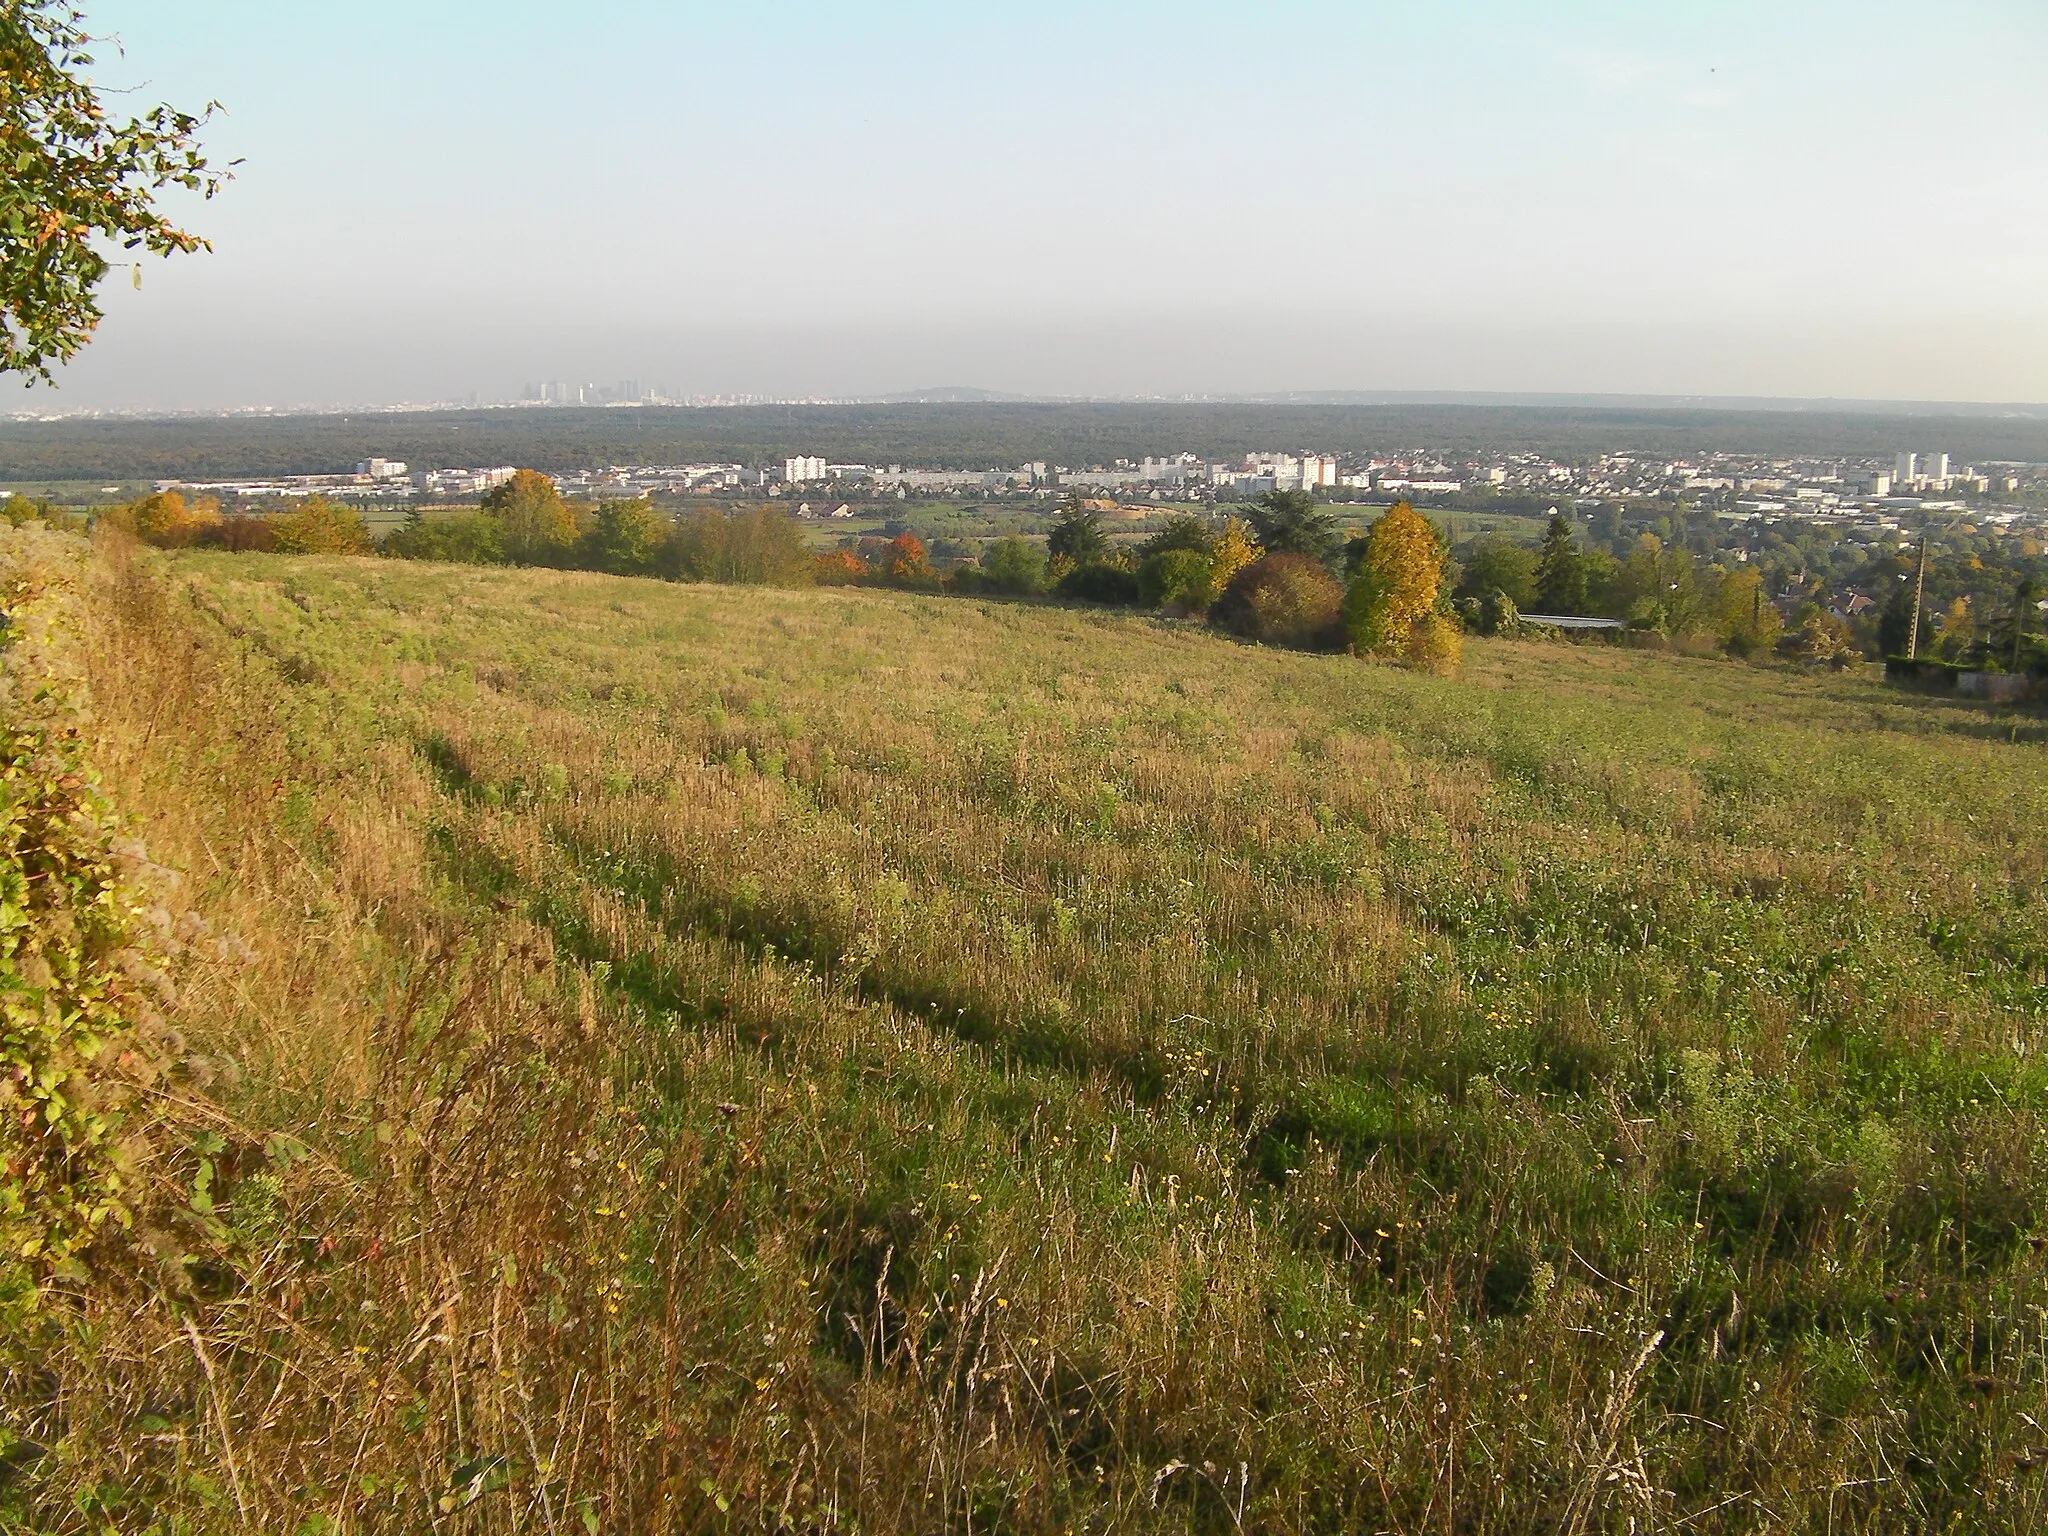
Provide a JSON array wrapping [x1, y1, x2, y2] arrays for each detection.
[[25, 0, 2048, 411]]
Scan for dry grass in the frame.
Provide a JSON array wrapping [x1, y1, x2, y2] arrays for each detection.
[[6, 540, 2048, 1533]]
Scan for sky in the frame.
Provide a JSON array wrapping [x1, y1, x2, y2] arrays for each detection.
[[23, 0, 2048, 410]]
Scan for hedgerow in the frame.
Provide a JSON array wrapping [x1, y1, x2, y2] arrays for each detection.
[[0, 527, 174, 1321]]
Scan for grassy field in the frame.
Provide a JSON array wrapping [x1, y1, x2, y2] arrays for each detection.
[[12, 538, 2048, 1532]]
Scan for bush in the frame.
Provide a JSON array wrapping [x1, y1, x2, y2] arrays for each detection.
[[668, 505, 813, 586], [581, 498, 669, 575], [1210, 554, 1344, 648], [1343, 569, 1397, 654], [104, 490, 221, 548], [1456, 588, 1522, 638], [215, 514, 279, 553], [1137, 548, 1215, 612], [813, 549, 870, 586], [979, 536, 1047, 595], [1405, 612, 1464, 673], [381, 511, 503, 564], [270, 497, 370, 555], [0, 528, 174, 1298], [1057, 561, 1141, 606]]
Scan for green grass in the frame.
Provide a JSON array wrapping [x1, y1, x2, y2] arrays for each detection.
[[14, 543, 2048, 1533]]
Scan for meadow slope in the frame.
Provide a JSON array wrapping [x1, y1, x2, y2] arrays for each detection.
[[13, 540, 2048, 1533]]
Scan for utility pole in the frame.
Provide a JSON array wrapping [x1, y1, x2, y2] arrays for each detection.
[[1908, 531, 1929, 659]]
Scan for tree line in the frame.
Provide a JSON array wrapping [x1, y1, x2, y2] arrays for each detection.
[[53, 473, 2039, 676], [68, 477, 1468, 671]]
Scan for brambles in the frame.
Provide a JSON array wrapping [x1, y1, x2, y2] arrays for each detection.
[[0, 528, 171, 1302]]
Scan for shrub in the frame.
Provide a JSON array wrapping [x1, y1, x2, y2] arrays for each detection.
[[1343, 569, 1397, 654], [270, 497, 370, 555], [669, 505, 813, 586], [105, 490, 221, 548], [0, 529, 173, 1298], [215, 514, 279, 553], [582, 498, 669, 575], [1057, 561, 1141, 606], [1457, 588, 1522, 638], [381, 511, 503, 564], [979, 536, 1047, 596], [1405, 612, 1465, 673], [813, 549, 870, 585], [482, 469, 579, 565], [1210, 553, 1344, 648], [1137, 547, 1214, 612]]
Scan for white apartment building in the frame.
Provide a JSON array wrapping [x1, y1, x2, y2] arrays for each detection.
[[358, 458, 409, 479], [784, 455, 827, 484]]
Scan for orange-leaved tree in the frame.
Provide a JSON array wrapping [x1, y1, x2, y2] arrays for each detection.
[[882, 532, 932, 585], [814, 549, 870, 585]]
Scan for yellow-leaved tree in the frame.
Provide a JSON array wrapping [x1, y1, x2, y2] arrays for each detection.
[[1205, 517, 1260, 603], [482, 469, 579, 565], [269, 496, 370, 554], [1343, 501, 1450, 663], [1716, 565, 1783, 658], [108, 490, 221, 546]]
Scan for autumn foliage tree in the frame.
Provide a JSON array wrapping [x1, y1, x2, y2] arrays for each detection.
[[881, 532, 933, 585], [812, 549, 869, 585], [1344, 501, 1448, 659], [481, 469, 578, 565], [105, 489, 219, 546], [268, 496, 369, 555]]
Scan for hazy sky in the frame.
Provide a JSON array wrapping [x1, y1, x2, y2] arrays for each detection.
[[26, 0, 2048, 409]]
